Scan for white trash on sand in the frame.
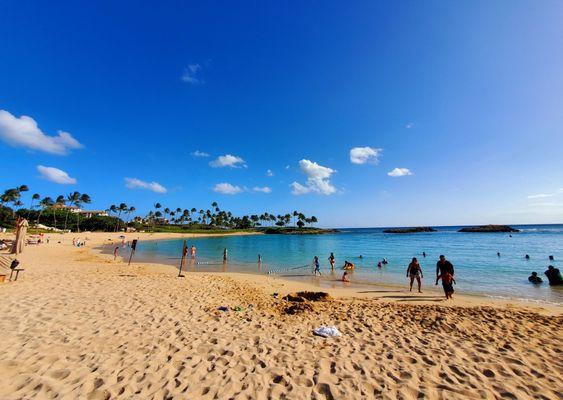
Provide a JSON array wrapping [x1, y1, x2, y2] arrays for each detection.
[[313, 326, 342, 338]]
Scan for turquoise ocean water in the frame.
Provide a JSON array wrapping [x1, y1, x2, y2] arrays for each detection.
[[132, 225, 563, 305]]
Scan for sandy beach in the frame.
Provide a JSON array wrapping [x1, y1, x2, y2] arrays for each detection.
[[0, 232, 562, 399]]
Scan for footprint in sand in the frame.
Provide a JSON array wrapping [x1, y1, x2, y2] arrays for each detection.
[[50, 369, 71, 380]]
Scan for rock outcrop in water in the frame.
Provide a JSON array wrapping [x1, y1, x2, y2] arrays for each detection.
[[383, 227, 437, 234], [458, 225, 519, 233], [262, 227, 338, 235]]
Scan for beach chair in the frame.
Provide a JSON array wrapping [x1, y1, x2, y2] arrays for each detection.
[[9, 259, 24, 281]]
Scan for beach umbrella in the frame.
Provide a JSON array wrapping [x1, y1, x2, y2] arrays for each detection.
[[11, 218, 28, 255]]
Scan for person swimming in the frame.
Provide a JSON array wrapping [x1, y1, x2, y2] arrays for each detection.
[[525, 254, 530, 260], [377, 261, 382, 268], [382, 258, 388, 265], [422, 252, 426, 258], [549, 255, 554, 261], [497, 252, 501, 257], [528, 272, 543, 284]]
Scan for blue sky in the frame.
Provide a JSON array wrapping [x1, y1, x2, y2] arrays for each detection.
[[1, 1, 562, 227]]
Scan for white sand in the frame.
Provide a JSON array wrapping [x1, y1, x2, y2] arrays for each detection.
[[0, 232, 561, 399]]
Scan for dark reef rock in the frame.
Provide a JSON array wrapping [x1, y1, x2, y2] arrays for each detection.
[[262, 227, 338, 235], [458, 225, 519, 233], [383, 227, 437, 234]]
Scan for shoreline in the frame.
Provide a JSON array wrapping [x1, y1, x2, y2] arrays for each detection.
[[86, 231, 563, 316], [4, 230, 560, 314], [91, 232, 562, 313]]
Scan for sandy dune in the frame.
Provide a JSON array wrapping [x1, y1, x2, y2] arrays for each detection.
[[0, 233, 561, 399]]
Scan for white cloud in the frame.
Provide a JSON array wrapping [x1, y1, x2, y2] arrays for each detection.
[[285, 165, 290, 170], [253, 186, 271, 193], [209, 154, 246, 168], [527, 188, 563, 200], [213, 182, 243, 195], [124, 177, 167, 193], [0, 110, 83, 155], [350, 146, 382, 165], [406, 122, 414, 129], [388, 167, 413, 177], [37, 165, 76, 184], [291, 159, 337, 195], [266, 169, 274, 177], [181, 64, 203, 84], [191, 150, 209, 157], [527, 193, 553, 199]]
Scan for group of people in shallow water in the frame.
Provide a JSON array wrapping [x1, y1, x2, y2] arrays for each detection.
[[528, 265, 563, 286], [311, 251, 562, 298], [312, 253, 459, 299]]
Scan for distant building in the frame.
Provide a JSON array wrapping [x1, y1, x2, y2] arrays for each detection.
[[70, 208, 108, 218], [52, 204, 108, 218]]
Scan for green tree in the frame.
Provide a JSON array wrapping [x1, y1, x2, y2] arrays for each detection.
[[37, 197, 54, 225], [27, 193, 40, 219]]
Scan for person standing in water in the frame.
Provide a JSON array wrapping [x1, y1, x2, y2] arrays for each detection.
[[544, 265, 563, 285], [313, 256, 321, 275], [436, 270, 456, 299], [223, 248, 228, 262], [406, 257, 423, 293], [436, 255, 454, 278], [190, 245, 196, 258], [328, 252, 335, 270]]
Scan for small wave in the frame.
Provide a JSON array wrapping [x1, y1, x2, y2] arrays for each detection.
[[486, 294, 562, 306], [519, 228, 563, 233]]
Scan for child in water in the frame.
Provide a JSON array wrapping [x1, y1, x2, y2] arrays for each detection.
[[313, 256, 321, 275], [342, 271, 350, 282], [436, 271, 456, 299]]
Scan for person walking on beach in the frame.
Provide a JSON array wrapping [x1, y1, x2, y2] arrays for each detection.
[[406, 257, 423, 293], [436, 255, 454, 278], [436, 270, 456, 299], [313, 256, 321, 275], [328, 252, 335, 270]]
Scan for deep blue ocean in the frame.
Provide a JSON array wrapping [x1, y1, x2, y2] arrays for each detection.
[[132, 225, 563, 305]]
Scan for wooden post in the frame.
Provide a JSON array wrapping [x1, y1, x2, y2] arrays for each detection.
[[178, 240, 187, 277], [128, 239, 138, 265]]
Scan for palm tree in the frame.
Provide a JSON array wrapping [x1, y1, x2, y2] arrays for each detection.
[[154, 203, 162, 227], [54, 195, 65, 228], [75, 193, 91, 232], [164, 207, 171, 224], [116, 203, 128, 231], [310, 216, 318, 227], [64, 192, 80, 231], [27, 193, 40, 219], [36, 197, 54, 225], [126, 206, 136, 228]]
